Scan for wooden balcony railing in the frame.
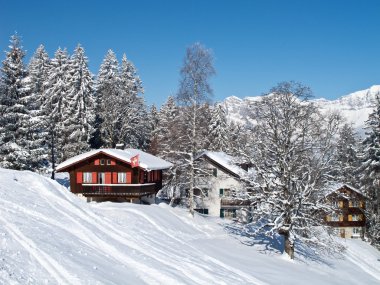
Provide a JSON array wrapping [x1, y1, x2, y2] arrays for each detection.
[[81, 183, 157, 197], [221, 198, 252, 207]]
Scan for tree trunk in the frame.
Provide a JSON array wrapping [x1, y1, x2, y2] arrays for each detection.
[[282, 231, 294, 259], [50, 129, 55, 180]]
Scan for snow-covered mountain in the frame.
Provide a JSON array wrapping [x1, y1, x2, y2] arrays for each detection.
[[1, 168, 380, 284], [223, 85, 380, 135]]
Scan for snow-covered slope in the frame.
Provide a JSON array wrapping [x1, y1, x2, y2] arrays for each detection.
[[223, 85, 380, 134], [1, 168, 380, 284]]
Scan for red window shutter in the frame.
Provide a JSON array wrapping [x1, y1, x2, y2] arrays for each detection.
[[126, 172, 132, 184], [111, 160, 116, 165], [158, 171, 161, 180], [95, 159, 100, 165], [112, 172, 117, 183], [76, 172, 83, 184], [105, 172, 112, 184], [92, 172, 97, 183]]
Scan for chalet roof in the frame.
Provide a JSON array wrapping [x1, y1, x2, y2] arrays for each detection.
[[196, 151, 247, 178], [325, 183, 369, 199], [56, 148, 173, 172]]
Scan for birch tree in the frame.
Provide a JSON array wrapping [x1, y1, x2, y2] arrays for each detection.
[[175, 42, 215, 215]]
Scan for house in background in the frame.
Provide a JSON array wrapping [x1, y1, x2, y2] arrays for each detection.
[[194, 151, 251, 221], [56, 149, 172, 204], [325, 184, 367, 239]]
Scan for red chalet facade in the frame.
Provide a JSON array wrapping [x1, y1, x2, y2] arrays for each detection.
[[56, 149, 172, 203]]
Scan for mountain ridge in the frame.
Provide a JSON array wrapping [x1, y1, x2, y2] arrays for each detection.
[[223, 85, 380, 134]]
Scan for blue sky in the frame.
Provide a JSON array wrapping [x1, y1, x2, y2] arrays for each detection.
[[1, 0, 380, 106]]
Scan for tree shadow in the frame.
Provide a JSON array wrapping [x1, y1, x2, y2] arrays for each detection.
[[223, 221, 342, 266]]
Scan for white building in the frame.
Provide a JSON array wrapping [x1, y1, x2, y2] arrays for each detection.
[[194, 151, 251, 221]]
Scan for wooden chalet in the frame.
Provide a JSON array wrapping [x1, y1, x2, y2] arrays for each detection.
[[325, 184, 367, 239], [56, 149, 172, 203]]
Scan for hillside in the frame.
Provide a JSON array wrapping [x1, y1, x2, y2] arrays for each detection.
[[1, 168, 380, 284], [223, 85, 380, 135]]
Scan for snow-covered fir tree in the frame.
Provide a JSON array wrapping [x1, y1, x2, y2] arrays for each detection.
[[96, 50, 122, 147], [118, 53, 148, 149], [0, 34, 32, 170], [147, 104, 159, 155], [333, 123, 360, 187], [359, 96, 380, 247], [207, 103, 230, 152], [23, 44, 51, 170], [43, 48, 71, 177], [62, 44, 95, 158]]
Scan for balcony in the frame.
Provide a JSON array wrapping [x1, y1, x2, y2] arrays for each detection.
[[221, 198, 252, 207], [80, 183, 157, 197]]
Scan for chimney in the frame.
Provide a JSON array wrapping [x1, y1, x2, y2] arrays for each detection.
[[115, 143, 124, 150]]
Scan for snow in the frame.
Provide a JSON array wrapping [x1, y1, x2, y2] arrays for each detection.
[[224, 85, 380, 136], [198, 150, 246, 177], [56, 148, 173, 172], [1, 168, 380, 284]]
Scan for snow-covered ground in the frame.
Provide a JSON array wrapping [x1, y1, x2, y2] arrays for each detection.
[[1, 168, 380, 285]]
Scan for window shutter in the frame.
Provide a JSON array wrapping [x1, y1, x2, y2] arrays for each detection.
[[348, 215, 352, 221], [359, 214, 363, 221], [349, 201, 353, 207], [339, 215, 344, 222], [112, 172, 117, 184], [92, 172, 97, 184], [220, 209, 224, 218], [219, 189, 224, 197], [360, 200, 364, 208], [126, 172, 132, 184], [338, 201, 343, 208], [111, 160, 116, 165], [76, 172, 83, 184], [105, 172, 112, 184], [326, 215, 331, 222], [95, 159, 100, 165]]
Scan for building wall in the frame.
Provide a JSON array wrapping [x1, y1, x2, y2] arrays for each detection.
[[326, 185, 366, 239], [194, 160, 244, 218]]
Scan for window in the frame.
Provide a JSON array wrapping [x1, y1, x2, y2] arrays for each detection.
[[352, 214, 363, 221], [83, 172, 92, 183], [195, 209, 209, 215], [118, 172, 126, 183], [100, 159, 105, 165], [353, 227, 361, 235], [331, 213, 339, 221], [219, 189, 224, 197], [213, 168, 217, 177], [106, 159, 111, 165], [220, 209, 236, 219], [98, 172, 105, 184]]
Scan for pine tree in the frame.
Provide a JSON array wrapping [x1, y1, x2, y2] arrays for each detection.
[[359, 96, 380, 246], [62, 44, 95, 158], [24, 44, 51, 170], [334, 123, 360, 187], [96, 49, 121, 147], [0, 34, 31, 169], [43, 48, 71, 177], [148, 104, 159, 154], [118, 53, 148, 149], [208, 103, 230, 152]]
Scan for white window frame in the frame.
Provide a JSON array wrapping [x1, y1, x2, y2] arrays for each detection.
[[118, 172, 126, 183], [83, 172, 92, 183]]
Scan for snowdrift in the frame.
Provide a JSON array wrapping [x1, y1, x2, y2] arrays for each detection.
[[0, 168, 379, 284]]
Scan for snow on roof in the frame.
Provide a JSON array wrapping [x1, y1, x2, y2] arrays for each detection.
[[325, 183, 368, 199], [56, 148, 173, 172], [197, 151, 247, 178]]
